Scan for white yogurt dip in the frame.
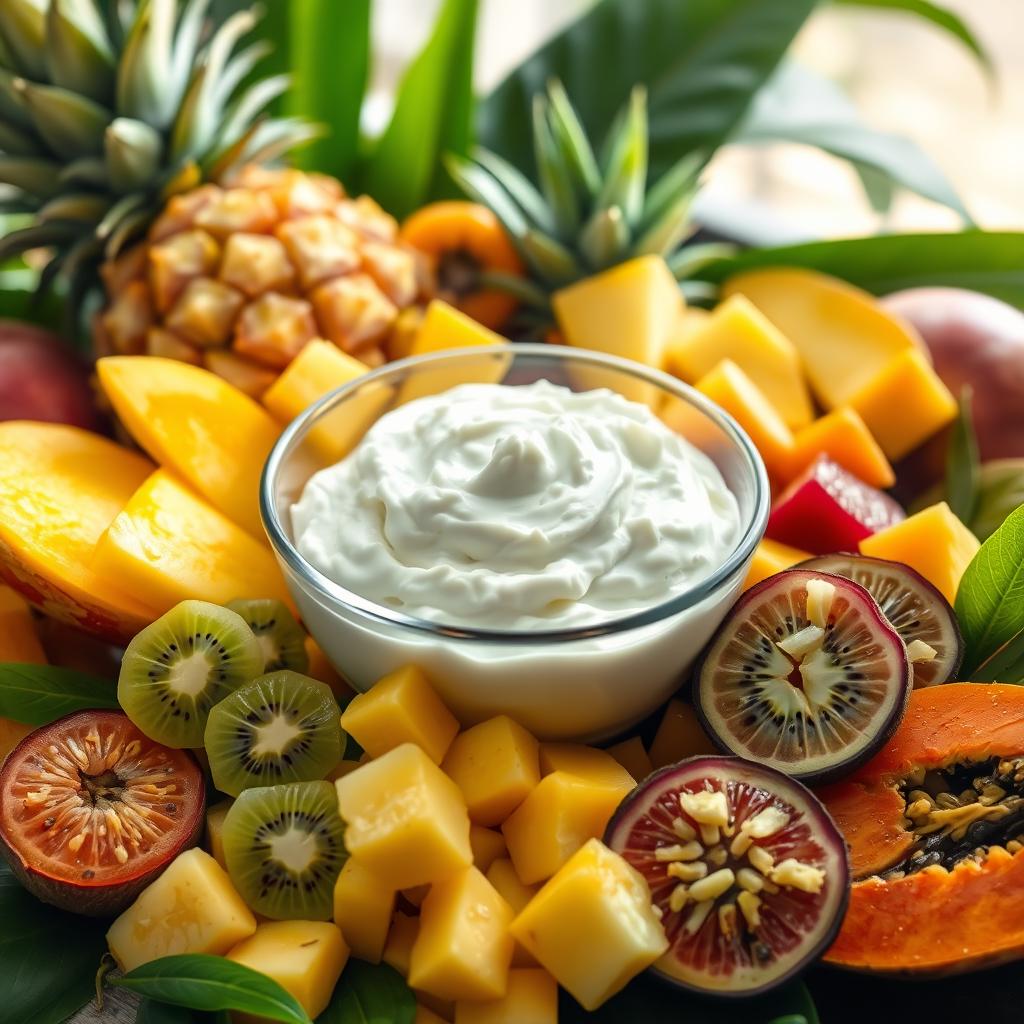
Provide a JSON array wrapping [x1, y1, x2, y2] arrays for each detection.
[[291, 380, 741, 630]]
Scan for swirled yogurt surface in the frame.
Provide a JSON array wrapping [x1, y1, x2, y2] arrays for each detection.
[[291, 380, 741, 629]]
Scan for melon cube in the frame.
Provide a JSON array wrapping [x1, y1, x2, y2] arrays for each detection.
[[509, 839, 667, 1011], [501, 770, 631, 885], [454, 968, 558, 1024], [408, 866, 514, 1002], [335, 743, 472, 889], [332, 857, 396, 963], [538, 743, 636, 789], [785, 406, 894, 489], [219, 233, 295, 297], [442, 715, 540, 826], [107, 848, 257, 972], [605, 737, 654, 783], [148, 228, 220, 313], [743, 538, 812, 592], [859, 501, 979, 604], [648, 698, 716, 769], [276, 215, 361, 288], [227, 920, 348, 1022], [341, 665, 459, 764], [312, 272, 397, 354], [233, 292, 318, 368], [470, 826, 508, 873], [383, 911, 419, 976], [847, 348, 958, 461], [205, 799, 232, 870], [166, 277, 244, 348], [667, 294, 813, 429]]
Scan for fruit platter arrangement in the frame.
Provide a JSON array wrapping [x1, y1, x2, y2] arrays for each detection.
[[2, 2, 1024, 1023]]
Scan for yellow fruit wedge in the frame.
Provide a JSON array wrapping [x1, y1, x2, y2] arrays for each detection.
[[0, 421, 157, 643], [0, 585, 47, 664], [92, 469, 294, 615], [96, 356, 281, 538]]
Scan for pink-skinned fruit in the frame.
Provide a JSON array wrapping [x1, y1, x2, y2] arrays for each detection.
[[767, 455, 905, 554]]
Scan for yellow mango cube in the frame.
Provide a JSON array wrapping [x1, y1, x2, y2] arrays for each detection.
[[649, 698, 717, 769], [605, 737, 654, 783], [666, 294, 813, 429], [335, 743, 472, 889], [859, 502, 979, 604], [408, 866, 514, 1002], [510, 839, 668, 1011], [695, 360, 795, 479], [442, 715, 540, 826], [333, 857, 396, 963], [743, 538, 812, 592], [486, 859, 540, 968], [205, 799, 232, 870], [538, 743, 636, 789], [383, 912, 419, 976], [341, 665, 459, 764], [455, 968, 558, 1024], [107, 849, 257, 972], [470, 825, 508, 873], [501, 771, 631, 885], [784, 407, 894, 489], [847, 348, 957, 461], [227, 920, 349, 1022]]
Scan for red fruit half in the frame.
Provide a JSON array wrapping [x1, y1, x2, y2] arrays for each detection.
[[0, 710, 204, 916], [767, 455, 904, 554], [606, 755, 850, 997]]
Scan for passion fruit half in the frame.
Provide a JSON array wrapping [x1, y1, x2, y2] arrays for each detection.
[[796, 554, 963, 687], [605, 755, 850, 997], [0, 710, 204, 916], [695, 569, 911, 783]]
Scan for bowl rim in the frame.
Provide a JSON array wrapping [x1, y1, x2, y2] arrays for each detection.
[[261, 342, 770, 644]]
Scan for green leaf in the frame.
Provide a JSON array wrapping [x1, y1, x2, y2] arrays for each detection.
[[836, 0, 994, 75], [955, 503, 1024, 677], [945, 388, 981, 524], [971, 461, 1024, 542], [0, 862, 109, 1024], [972, 626, 1024, 684], [316, 960, 415, 1024], [286, 0, 370, 182], [363, 0, 479, 218], [734, 62, 970, 220], [0, 663, 119, 725], [478, 0, 816, 179], [696, 231, 1024, 312], [111, 954, 313, 1024]]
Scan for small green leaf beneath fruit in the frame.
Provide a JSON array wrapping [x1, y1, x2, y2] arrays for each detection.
[[945, 388, 981, 524], [0, 663, 119, 725], [315, 960, 415, 1023]]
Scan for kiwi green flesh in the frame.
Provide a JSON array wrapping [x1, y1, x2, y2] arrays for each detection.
[[227, 599, 309, 674], [118, 601, 264, 749], [796, 555, 962, 687], [222, 780, 347, 921], [696, 571, 910, 783], [205, 671, 343, 797]]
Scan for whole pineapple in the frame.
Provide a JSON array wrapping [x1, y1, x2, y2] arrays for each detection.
[[0, 0, 431, 393]]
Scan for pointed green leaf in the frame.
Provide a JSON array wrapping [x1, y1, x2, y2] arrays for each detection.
[[0, 119, 38, 156], [0, 67, 31, 128], [596, 86, 647, 227], [545, 78, 601, 197], [471, 147, 556, 234], [532, 94, 580, 237], [0, 155, 62, 197], [945, 387, 981, 524], [15, 78, 111, 159], [38, 191, 111, 223], [667, 241, 738, 280], [444, 154, 530, 242], [59, 155, 108, 188], [219, 74, 291, 149], [640, 150, 704, 234], [633, 185, 697, 257], [106, 116, 163, 193], [521, 229, 582, 284], [45, 0, 115, 103], [117, 0, 177, 128], [170, 0, 213, 104], [316, 961, 415, 1024], [0, 663, 119, 724], [0, 0, 47, 80], [578, 205, 630, 270]]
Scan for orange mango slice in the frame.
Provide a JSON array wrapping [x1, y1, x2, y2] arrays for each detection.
[[785, 407, 894, 489], [743, 538, 812, 592]]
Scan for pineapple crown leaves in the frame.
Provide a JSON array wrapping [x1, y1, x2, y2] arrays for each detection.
[[0, 0, 319, 321], [446, 79, 729, 304]]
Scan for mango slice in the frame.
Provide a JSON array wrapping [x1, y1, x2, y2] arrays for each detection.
[[605, 737, 654, 783], [785, 407, 894, 489], [538, 743, 636, 788], [0, 585, 46, 664], [383, 911, 420, 977], [96, 356, 280, 538], [470, 825, 509, 873], [332, 857, 396, 964], [743, 538, 812, 592], [724, 267, 923, 410], [0, 421, 156, 643], [454, 968, 558, 1024], [205, 799, 232, 870]]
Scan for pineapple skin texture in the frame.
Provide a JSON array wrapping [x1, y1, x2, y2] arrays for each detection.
[[97, 167, 433, 393]]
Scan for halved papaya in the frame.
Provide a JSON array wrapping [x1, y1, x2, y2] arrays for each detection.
[[819, 684, 1024, 975]]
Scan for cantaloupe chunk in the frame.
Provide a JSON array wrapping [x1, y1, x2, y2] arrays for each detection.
[[227, 920, 349, 1022], [408, 866, 514, 1002], [442, 716, 541, 827], [605, 737, 654, 783], [470, 826, 508, 873], [205, 799, 232, 870], [0, 421, 157, 643], [695, 360, 795, 479], [859, 502, 979, 604], [501, 770, 633, 885], [92, 469, 293, 615], [509, 839, 667, 1011], [648, 698, 717, 769], [383, 911, 420, 976], [743, 538, 812, 592], [341, 665, 459, 764], [666, 294, 813, 429], [107, 848, 257, 971], [785, 407, 894, 488], [0, 585, 46, 664], [538, 743, 636, 788], [454, 968, 558, 1024], [335, 743, 472, 889], [96, 356, 280, 538], [723, 267, 922, 410], [847, 349, 957, 461], [332, 857, 396, 963]]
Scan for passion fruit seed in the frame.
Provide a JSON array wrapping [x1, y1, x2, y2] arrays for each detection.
[[880, 757, 1024, 880]]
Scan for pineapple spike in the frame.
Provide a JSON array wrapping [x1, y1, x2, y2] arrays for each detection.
[[215, 41, 274, 106], [596, 85, 648, 228], [667, 241, 738, 280], [532, 94, 580, 238], [117, 0, 179, 128], [45, 0, 116, 102], [96, 192, 147, 240], [579, 205, 629, 271], [521, 229, 582, 284], [444, 153, 531, 242], [14, 78, 111, 159], [228, 116, 322, 170], [633, 186, 697, 258], [545, 78, 601, 198], [170, 0, 211, 96], [0, 119, 37, 156], [38, 192, 112, 224], [59, 156, 108, 188], [105, 117, 163, 193], [0, 155, 62, 197], [219, 74, 291, 148], [0, 0, 48, 80], [639, 149, 704, 234], [471, 147, 556, 235], [0, 68, 31, 126]]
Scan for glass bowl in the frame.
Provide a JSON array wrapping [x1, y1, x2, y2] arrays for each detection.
[[262, 344, 769, 741]]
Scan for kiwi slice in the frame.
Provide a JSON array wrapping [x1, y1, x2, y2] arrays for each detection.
[[204, 671, 343, 797], [119, 600, 264, 749], [222, 780, 347, 920], [227, 599, 309, 674]]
